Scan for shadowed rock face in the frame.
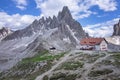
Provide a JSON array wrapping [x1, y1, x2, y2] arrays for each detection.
[[0, 27, 13, 41], [113, 20, 120, 36]]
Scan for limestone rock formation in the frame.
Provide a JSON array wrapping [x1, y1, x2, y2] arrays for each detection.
[[112, 19, 120, 36]]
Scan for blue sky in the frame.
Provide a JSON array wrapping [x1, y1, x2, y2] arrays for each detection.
[[0, 0, 120, 37]]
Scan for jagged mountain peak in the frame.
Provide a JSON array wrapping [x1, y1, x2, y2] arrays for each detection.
[[53, 15, 57, 20], [61, 6, 71, 15], [58, 6, 73, 21], [3, 6, 86, 44], [0, 27, 10, 31], [112, 19, 120, 36]]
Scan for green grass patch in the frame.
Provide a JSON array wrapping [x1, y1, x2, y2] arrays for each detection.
[[60, 61, 84, 70], [50, 72, 66, 80], [112, 53, 120, 60], [1, 60, 53, 80], [49, 72, 77, 80], [75, 52, 83, 54], [79, 53, 105, 63], [110, 53, 120, 67], [89, 69, 113, 77], [43, 75, 49, 80], [21, 51, 65, 64], [100, 60, 112, 65]]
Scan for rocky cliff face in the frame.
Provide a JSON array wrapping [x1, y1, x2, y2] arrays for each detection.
[[3, 6, 86, 42], [0, 27, 12, 41], [0, 6, 87, 72], [112, 20, 120, 36], [3, 6, 87, 49]]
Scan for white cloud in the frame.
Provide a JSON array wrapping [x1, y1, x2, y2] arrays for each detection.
[[16, 5, 26, 10], [35, 0, 117, 19], [13, 0, 28, 10], [97, 14, 108, 18], [90, 0, 117, 11], [84, 18, 119, 37], [0, 12, 39, 30]]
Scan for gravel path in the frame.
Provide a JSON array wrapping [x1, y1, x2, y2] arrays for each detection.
[[80, 52, 111, 80]]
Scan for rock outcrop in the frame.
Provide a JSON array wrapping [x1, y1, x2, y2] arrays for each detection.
[[0, 27, 13, 41], [112, 19, 120, 36]]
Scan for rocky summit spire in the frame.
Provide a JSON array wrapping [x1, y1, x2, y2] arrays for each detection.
[[58, 6, 73, 21], [112, 19, 120, 36]]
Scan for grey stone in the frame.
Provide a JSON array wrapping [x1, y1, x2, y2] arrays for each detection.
[[112, 19, 120, 36]]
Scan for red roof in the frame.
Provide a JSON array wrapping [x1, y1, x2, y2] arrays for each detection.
[[80, 38, 104, 46]]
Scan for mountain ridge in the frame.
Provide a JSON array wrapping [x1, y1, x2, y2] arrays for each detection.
[[3, 6, 86, 41], [0, 6, 87, 72]]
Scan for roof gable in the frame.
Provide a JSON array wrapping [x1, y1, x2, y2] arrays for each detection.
[[80, 38, 104, 46]]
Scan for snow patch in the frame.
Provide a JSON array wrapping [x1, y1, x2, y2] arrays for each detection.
[[63, 37, 71, 44], [106, 36, 120, 45], [66, 25, 79, 44]]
